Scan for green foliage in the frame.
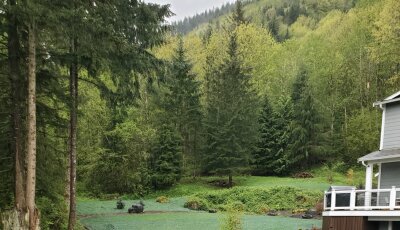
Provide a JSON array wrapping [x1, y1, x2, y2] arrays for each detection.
[[287, 69, 320, 170], [251, 96, 283, 176], [345, 110, 380, 163], [189, 186, 322, 214], [37, 196, 67, 230], [163, 38, 203, 176], [184, 197, 210, 211], [203, 28, 258, 181], [156, 196, 170, 203], [87, 107, 154, 195], [151, 125, 183, 189], [221, 202, 243, 230]]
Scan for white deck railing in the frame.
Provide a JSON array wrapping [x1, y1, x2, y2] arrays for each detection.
[[324, 186, 400, 211]]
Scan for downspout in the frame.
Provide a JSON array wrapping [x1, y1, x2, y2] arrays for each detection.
[[361, 161, 367, 167]]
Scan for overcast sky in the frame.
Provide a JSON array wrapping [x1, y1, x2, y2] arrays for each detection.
[[145, 0, 236, 22]]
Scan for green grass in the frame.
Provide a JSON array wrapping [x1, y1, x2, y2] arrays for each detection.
[[78, 168, 364, 229], [78, 197, 189, 216], [141, 168, 364, 199], [80, 212, 321, 230]]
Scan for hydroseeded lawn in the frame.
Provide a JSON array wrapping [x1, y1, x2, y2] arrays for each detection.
[[78, 197, 189, 216], [80, 212, 321, 230]]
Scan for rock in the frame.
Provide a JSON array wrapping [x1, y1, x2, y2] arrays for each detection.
[[116, 200, 125, 209], [306, 208, 318, 216], [128, 201, 145, 214], [267, 210, 278, 216], [302, 214, 314, 219]]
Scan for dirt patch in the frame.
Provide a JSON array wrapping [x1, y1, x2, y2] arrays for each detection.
[[207, 180, 235, 188], [292, 172, 314, 178]]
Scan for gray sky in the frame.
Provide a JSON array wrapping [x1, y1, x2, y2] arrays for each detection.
[[146, 0, 236, 22]]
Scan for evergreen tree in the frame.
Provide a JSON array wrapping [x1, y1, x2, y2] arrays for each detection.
[[268, 16, 280, 41], [252, 96, 294, 176], [150, 125, 182, 189], [287, 69, 319, 169], [203, 31, 258, 187], [251, 96, 276, 176], [272, 96, 293, 175], [232, 0, 246, 26], [164, 38, 202, 177]]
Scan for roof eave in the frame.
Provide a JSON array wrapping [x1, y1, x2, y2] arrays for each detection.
[[384, 90, 400, 100], [373, 97, 400, 107]]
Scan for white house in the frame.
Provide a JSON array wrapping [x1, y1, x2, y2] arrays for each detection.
[[322, 90, 400, 230]]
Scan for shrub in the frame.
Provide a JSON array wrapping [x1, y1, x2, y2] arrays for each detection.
[[220, 205, 243, 230], [156, 196, 169, 203], [184, 197, 209, 211], [315, 201, 324, 215], [37, 196, 67, 230], [189, 186, 322, 214], [346, 169, 354, 185]]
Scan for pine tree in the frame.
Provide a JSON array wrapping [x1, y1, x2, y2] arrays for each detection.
[[252, 96, 294, 176], [252, 96, 276, 176], [268, 16, 280, 41], [203, 31, 258, 187], [232, 0, 246, 26], [150, 124, 182, 189], [164, 38, 202, 177], [287, 69, 319, 170]]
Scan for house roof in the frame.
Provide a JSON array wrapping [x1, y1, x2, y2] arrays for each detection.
[[358, 149, 400, 163], [373, 90, 400, 107], [385, 91, 400, 100]]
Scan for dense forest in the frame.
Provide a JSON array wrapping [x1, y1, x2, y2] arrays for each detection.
[[0, 0, 399, 229]]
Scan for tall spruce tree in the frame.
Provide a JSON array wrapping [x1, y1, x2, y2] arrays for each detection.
[[150, 124, 182, 189], [203, 30, 257, 187], [251, 96, 277, 176], [164, 38, 202, 177], [90, 0, 172, 195], [287, 69, 319, 169]]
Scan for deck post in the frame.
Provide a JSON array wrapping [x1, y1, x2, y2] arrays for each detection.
[[350, 188, 356, 211], [331, 189, 336, 211], [389, 186, 396, 210], [324, 191, 327, 210], [365, 163, 373, 208]]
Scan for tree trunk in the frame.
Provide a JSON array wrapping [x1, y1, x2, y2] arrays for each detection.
[[67, 37, 78, 230], [65, 154, 70, 209], [7, 0, 25, 211], [25, 22, 40, 230], [228, 174, 233, 188]]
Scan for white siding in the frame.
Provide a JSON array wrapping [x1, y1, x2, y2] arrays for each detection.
[[383, 103, 400, 149]]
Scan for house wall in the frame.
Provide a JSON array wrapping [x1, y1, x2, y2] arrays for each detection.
[[380, 162, 400, 189], [377, 162, 400, 206], [382, 102, 400, 149]]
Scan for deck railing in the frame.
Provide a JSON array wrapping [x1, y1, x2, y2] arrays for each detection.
[[324, 186, 400, 211]]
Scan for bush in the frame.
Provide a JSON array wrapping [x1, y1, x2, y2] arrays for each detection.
[[156, 196, 169, 203], [184, 197, 209, 211], [37, 196, 67, 230], [220, 204, 243, 230], [188, 186, 322, 214]]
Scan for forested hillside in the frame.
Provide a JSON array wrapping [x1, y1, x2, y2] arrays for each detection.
[[0, 0, 399, 229]]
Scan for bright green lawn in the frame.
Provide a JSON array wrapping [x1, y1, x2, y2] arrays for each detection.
[[80, 212, 321, 230]]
